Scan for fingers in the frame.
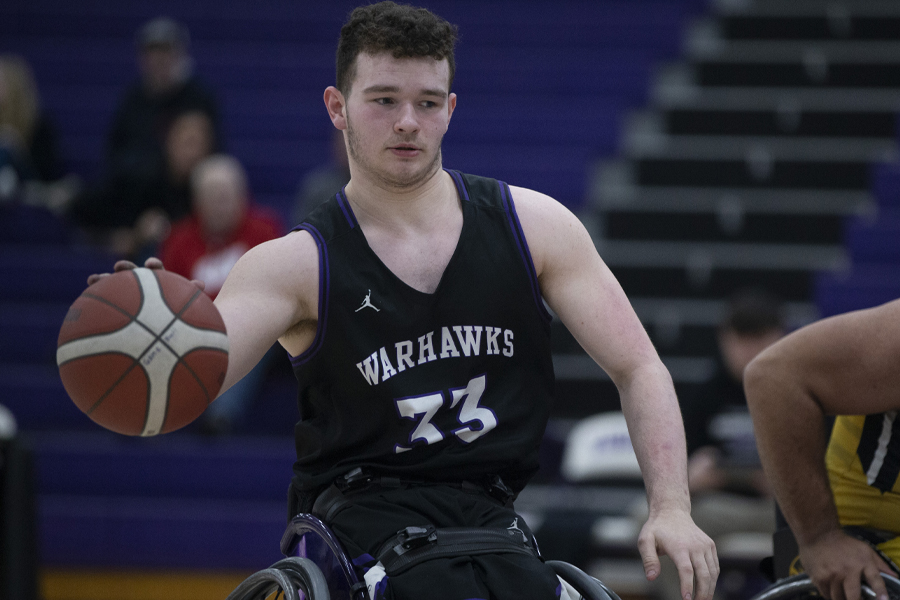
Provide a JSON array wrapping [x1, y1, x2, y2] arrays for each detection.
[[703, 544, 720, 600], [863, 567, 889, 600], [86, 258, 165, 288], [86, 272, 106, 286], [113, 260, 139, 272], [675, 553, 696, 600], [637, 533, 661, 582], [841, 573, 859, 600], [143, 257, 164, 270]]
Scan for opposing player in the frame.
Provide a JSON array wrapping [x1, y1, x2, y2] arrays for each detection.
[[91, 3, 717, 599], [744, 299, 900, 600]]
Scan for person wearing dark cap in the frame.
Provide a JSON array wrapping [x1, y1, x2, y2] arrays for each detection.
[[70, 16, 220, 255]]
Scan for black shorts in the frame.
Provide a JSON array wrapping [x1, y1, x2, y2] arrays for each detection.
[[327, 484, 562, 600]]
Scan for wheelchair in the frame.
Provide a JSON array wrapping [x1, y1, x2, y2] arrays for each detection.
[[749, 573, 900, 600], [747, 516, 900, 600], [225, 513, 624, 600]]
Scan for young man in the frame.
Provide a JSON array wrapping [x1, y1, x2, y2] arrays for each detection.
[[92, 3, 717, 599], [744, 299, 900, 600]]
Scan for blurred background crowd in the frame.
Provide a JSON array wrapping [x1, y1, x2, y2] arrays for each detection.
[[2, 0, 900, 599]]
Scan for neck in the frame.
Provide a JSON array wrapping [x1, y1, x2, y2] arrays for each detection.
[[344, 167, 458, 231]]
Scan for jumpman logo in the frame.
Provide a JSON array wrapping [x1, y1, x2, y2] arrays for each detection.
[[355, 289, 380, 312]]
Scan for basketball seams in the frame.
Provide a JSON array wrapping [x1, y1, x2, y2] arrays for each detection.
[[160, 286, 221, 415], [147, 275, 227, 434], [59, 268, 229, 436]]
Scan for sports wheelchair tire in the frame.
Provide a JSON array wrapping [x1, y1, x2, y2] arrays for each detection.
[[225, 556, 331, 600], [547, 559, 622, 600], [750, 573, 900, 600]]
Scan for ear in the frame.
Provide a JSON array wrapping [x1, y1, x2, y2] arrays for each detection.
[[446, 92, 457, 125], [324, 86, 347, 130]]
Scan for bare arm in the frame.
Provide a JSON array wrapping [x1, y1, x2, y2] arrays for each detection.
[[744, 300, 900, 600], [213, 230, 319, 393], [513, 186, 718, 600]]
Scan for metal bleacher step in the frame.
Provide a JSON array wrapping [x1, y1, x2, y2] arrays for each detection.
[[592, 184, 873, 216], [653, 63, 900, 111]]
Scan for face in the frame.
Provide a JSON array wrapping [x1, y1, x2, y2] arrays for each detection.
[[325, 52, 456, 191], [166, 112, 214, 180], [140, 45, 183, 94], [719, 328, 784, 382], [194, 165, 246, 237]]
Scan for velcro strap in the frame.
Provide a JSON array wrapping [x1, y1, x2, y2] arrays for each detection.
[[374, 526, 539, 576]]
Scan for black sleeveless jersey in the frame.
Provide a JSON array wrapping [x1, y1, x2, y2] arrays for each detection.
[[288, 170, 555, 494]]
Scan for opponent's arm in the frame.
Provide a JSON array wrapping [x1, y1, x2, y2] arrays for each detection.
[[744, 300, 900, 600], [513, 186, 718, 600]]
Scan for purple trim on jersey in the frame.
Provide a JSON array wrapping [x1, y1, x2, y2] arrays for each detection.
[[498, 181, 553, 324], [446, 169, 471, 202], [336, 188, 357, 228], [555, 583, 562, 598], [287, 223, 329, 366]]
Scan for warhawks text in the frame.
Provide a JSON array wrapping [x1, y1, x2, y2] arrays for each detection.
[[355, 326, 514, 385]]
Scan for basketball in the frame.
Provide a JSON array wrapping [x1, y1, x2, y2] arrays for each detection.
[[56, 268, 229, 436]]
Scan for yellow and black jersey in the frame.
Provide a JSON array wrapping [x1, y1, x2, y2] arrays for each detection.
[[826, 412, 900, 543]]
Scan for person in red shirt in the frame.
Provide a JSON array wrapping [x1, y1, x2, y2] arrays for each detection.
[[160, 153, 282, 298], [160, 153, 283, 433]]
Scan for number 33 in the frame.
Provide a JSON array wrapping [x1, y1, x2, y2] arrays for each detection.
[[394, 374, 497, 453]]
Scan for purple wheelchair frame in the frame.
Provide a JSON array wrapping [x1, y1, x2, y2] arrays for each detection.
[[281, 513, 368, 600]]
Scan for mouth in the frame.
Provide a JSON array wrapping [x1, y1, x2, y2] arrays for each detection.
[[389, 143, 421, 156]]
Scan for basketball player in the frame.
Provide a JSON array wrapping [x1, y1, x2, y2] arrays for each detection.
[[91, 3, 717, 599], [744, 298, 900, 600]]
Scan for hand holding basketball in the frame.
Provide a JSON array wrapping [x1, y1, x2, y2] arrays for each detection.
[[57, 266, 229, 436]]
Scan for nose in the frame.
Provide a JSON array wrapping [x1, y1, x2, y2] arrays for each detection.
[[394, 103, 420, 134]]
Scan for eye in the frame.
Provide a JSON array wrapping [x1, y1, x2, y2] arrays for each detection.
[[374, 97, 394, 105], [420, 101, 437, 109]]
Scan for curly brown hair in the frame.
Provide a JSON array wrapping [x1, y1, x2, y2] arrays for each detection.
[[336, 1, 458, 94]]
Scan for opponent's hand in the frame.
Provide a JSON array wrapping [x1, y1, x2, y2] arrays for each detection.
[[800, 530, 893, 600], [87, 257, 205, 291], [638, 508, 719, 600]]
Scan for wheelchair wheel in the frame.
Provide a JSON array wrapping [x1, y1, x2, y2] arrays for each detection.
[[225, 557, 331, 600], [750, 573, 900, 600], [547, 560, 621, 600]]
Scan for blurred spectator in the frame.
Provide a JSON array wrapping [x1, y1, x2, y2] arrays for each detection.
[[682, 288, 785, 499], [70, 16, 220, 254], [292, 129, 350, 225], [0, 54, 78, 211], [109, 109, 217, 259], [159, 154, 283, 435], [159, 153, 282, 297]]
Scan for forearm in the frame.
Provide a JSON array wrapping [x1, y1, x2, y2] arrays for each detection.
[[744, 356, 840, 545], [619, 360, 691, 514]]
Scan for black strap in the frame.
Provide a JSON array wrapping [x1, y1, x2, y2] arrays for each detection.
[[374, 525, 539, 576], [311, 483, 354, 523]]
